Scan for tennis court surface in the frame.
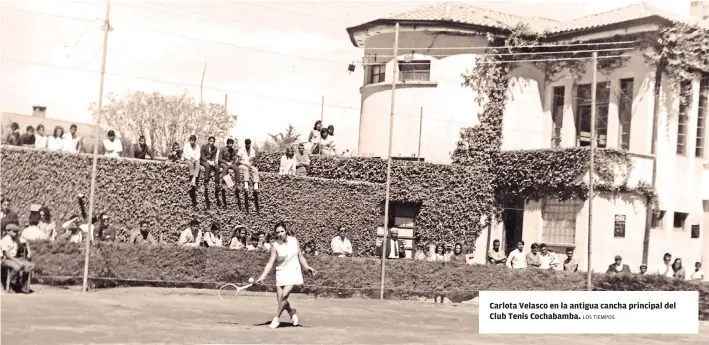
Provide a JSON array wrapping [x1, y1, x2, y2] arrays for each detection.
[[2, 286, 708, 344]]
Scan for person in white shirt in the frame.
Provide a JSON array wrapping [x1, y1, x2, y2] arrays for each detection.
[[538, 243, 559, 270], [229, 225, 247, 250], [330, 227, 353, 257], [34, 124, 48, 149], [47, 126, 65, 151], [182, 135, 201, 187], [691, 262, 705, 281], [102, 130, 123, 157], [246, 235, 260, 251], [656, 253, 673, 277], [21, 215, 48, 242], [59, 217, 84, 243], [506, 241, 527, 269], [278, 147, 297, 175], [62, 124, 82, 153], [200, 223, 223, 247], [324, 125, 337, 155], [178, 219, 202, 247], [1, 224, 35, 292], [237, 139, 260, 191]]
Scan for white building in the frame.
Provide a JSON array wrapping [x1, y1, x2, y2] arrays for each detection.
[[346, 2, 709, 276]]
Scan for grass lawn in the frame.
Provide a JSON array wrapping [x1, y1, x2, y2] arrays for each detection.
[[2, 286, 709, 344]]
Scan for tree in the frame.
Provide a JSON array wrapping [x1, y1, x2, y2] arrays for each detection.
[[260, 124, 301, 154], [89, 91, 235, 156]]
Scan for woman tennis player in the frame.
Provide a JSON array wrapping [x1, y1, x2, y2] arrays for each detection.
[[255, 221, 317, 329]]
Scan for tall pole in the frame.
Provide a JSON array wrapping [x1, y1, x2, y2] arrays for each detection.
[[83, 1, 112, 293], [642, 58, 664, 265], [200, 61, 207, 103], [224, 94, 228, 109], [417, 106, 423, 161], [586, 51, 597, 292], [380, 23, 399, 300], [318, 95, 324, 155]]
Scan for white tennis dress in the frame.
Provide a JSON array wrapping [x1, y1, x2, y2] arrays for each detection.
[[274, 236, 304, 287]]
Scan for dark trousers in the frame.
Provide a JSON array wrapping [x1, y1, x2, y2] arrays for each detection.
[[200, 161, 221, 184]]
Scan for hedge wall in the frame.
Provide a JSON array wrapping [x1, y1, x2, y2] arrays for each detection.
[[0, 146, 383, 255], [31, 242, 709, 320], [254, 152, 496, 248]]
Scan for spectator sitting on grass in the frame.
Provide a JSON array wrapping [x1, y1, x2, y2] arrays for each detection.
[[168, 142, 183, 163], [201, 222, 223, 247], [35, 124, 48, 149], [103, 130, 123, 157], [450, 243, 466, 263], [304, 240, 319, 255], [59, 215, 83, 243], [133, 135, 154, 160], [444, 244, 454, 261], [20, 126, 35, 148], [294, 143, 310, 176], [228, 225, 247, 250], [538, 243, 559, 270], [47, 126, 65, 151], [525, 243, 541, 268], [129, 220, 157, 245], [1, 224, 35, 292], [487, 239, 506, 265], [38, 206, 57, 241], [606, 255, 631, 275], [278, 147, 297, 175], [63, 124, 83, 153], [563, 247, 578, 272], [430, 243, 447, 262], [414, 243, 428, 261], [330, 226, 353, 257], [246, 235, 260, 251], [257, 231, 271, 251], [1, 197, 19, 236], [691, 262, 705, 281], [21, 212, 47, 242], [178, 219, 202, 247], [182, 135, 201, 187], [94, 213, 117, 242], [672, 258, 686, 280]]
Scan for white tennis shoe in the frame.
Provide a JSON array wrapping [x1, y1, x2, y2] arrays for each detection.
[[269, 317, 280, 329], [289, 309, 299, 326]]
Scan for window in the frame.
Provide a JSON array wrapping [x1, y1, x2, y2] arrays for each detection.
[[368, 64, 385, 85], [677, 79, 692, 155], [651, 210, 666, 228], [618, 78, 634, 151], [551, 86, 565, 148], [541, 199, 583, 245], [696, 75, 708, 158], [398, 61, 431, 82], [673, 212, 688, 230], [576, 82, 610, 148]]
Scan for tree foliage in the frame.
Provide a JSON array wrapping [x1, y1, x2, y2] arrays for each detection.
[[258, 124, 301, 154], [89, 92, 235, 156]]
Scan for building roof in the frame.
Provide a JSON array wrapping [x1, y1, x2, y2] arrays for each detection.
[[347, 1, 702, 46]]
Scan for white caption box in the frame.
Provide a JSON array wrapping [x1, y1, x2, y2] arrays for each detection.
[[479, 291, 698, 334]]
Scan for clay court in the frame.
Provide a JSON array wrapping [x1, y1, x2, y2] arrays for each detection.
[[2, 286, 708, 344]]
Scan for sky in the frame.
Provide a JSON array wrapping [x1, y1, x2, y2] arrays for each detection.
[[0, 0, 687, 151]]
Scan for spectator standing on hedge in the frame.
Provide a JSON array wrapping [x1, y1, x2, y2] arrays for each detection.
[[563, 247, 578, 272], [5, 122, 21, 146], [200, 136, 221, 206], [59, 215, 83, 243], [330, 227, 353, 257], [691, 262, 705, 281], [62, 124, 82, 153], [178, 219, 202, 247], [278, 147, 297, 175], [218, 138, 239, 187], [47, 126, 65, 151], [168, 142, 183, 163], [1, 197, 19, 236], [295, 143, 310, 176], [20, 126, 36, 148], [1, 224, 35, 292], [487, 239, 506, 265], [94, 213, 117, 242], [103, 130, 123, 157], [34, 124, 48, 149], [182, 135, 201, 187], [229, 226, 247, 250], [38, 206, 57, 241], [671, 258, 686, 280], [656, 253, 673, 277], [506, 241, 527, 269], [237, 139, 261, 192], [133, 135, 154, 160], [129, 220, 157, 245], [525, 243, 541, 268], [606, 255, 631, 275], [376, 228, 406, 259]]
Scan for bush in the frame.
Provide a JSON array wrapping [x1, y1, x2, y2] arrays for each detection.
[[0, 147, 383, 255], [254, 152, 496, 250], [31, 242, 709, 319]]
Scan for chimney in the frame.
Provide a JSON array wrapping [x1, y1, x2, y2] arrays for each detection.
[[32, 106, 47, 117]]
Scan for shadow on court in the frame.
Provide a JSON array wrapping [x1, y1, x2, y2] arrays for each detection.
[[217, 321, 307, 328]]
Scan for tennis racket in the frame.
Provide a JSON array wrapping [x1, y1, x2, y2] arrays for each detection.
[[218, 283, 253, 301]]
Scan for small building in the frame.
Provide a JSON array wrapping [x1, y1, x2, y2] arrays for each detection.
[[346, 2, 709, 275]]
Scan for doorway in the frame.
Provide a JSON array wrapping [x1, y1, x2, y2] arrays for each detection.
[[500, 193, 525, 255]]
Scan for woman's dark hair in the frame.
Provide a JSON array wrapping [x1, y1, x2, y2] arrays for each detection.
[[53, 126, 64, 138], [230, 225, 244, 239], [28, 212, 41, 226], [211, 222, 219, 232], [139, 135, 146, 141], [37, 124, 45, 131], [70, 124, 77, 130], [11, 122, 19, 131], [208, 136, 216, 142], [39, 206, 52, 222], [435, 243, 445, 253], [227, 138, 234, 145], [313, 120, 322, 130], [673, 258, 683, 270], [454, 243, 463, 254], [190, 219, 199, 227], [327, 125, 335, 135], [273, 221, 287, 233], [107, 130, 115, 137], [189, 135, 197, 141], [250, 235, 259, 242], [173, 142, 180, 148], [26, 125, 34, 132], [320, 128, 328, 136]]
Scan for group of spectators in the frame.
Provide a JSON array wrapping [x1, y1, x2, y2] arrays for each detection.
[[2, 122, 83, 152], [488, 239, 706, 281]]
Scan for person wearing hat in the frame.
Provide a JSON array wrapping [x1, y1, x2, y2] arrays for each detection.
[[606, 255, 631, 275], [1, 223, 35, 292], [178, 219, 202, 247], [128, 220, 157, 245], [102, 130, 123, 157]]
